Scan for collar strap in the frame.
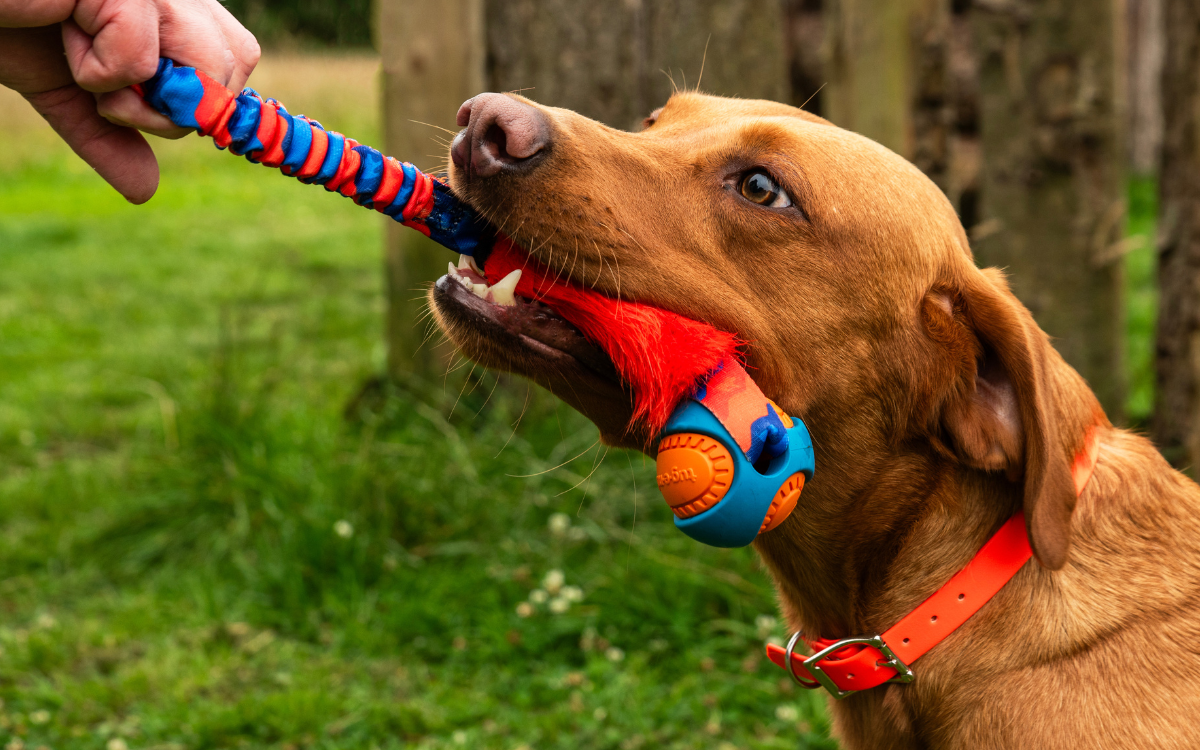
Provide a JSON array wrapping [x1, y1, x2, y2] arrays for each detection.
[[766, 425, 1101, 699]]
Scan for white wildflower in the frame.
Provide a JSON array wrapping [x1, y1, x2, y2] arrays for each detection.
[[775, 704, 799, 722], [529, 589, 548, 604], [548, 513, 571, 536], [755, 614, 778, 639], [543, 569, 565, 594], [106, 740, 129, 750], [333, 520, 353, 538], [561, 585, 584, 602], [515, 602, 534, 618], [28, 710, 49, 725], [605, 646, 625, 662], [548, 597, 570, 614]]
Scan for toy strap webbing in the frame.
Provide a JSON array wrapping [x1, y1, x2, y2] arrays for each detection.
[[135, 58, 493, 257]]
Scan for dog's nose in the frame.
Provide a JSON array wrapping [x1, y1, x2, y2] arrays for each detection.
[[451, 93, 549, 179]]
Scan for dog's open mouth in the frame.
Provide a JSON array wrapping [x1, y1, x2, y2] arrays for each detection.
[[432, 236, 743, 440], [435, 252, 622, 385]]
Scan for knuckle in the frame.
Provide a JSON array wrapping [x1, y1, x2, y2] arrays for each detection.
[[74, 54, 158, 91], [240, 31, 262, 66], [132, 54, 160, 82]]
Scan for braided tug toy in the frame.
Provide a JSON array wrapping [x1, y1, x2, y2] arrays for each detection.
[[136, 59, 814, 548]]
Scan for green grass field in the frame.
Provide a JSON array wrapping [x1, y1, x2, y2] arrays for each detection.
[[0, 57, 834, 750]]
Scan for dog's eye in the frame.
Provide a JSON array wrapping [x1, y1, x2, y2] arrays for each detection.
[[739, 170, 792, 208]]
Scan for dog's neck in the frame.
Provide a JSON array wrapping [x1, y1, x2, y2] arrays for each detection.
[[753, 318, 1108, 642], [755, 448, 1022, 640]]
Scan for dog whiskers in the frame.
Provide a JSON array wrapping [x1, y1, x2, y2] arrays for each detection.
[[472, 372, 502, 419], [447, 363, 480, 419], [589, 239, 606, 290], [695, 35, 710, 93], [494, 384, 532, 458], [509, 435, 602, 478], [409, 119, 462, 137], [560, 443, 610, 511], [661, 68, 679, 95], [624, 451, 641, 570]]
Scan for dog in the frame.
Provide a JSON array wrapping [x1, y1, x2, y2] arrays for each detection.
[[430, 90, 1200, 749]]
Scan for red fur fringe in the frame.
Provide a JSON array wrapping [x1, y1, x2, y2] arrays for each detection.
[[484, 237, 742, 435]]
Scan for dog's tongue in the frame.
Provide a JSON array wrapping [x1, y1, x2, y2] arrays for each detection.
[[483, 237, 742, 435]]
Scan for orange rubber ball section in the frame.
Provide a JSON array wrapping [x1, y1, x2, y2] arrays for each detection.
[[655, 433, 734, 519], [760, 472, 805, 533]]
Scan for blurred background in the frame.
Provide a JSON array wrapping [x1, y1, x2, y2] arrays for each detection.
[[0, 0, 1190, 748]]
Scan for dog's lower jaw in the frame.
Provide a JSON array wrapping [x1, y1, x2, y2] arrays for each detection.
[[428, 281, 650, 449]]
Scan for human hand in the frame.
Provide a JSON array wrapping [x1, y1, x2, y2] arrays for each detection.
[[0, 0, 260, 203]]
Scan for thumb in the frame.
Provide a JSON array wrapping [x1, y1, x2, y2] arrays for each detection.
[[25, 83, 160, 204]]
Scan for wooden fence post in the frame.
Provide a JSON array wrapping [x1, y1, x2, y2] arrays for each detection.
[[971, 0, 1127, 420], [380, 0, 484, 378], [822, 0, 920, 157], [1155, 0, 1200, 468], [484, 0, 787, 130]]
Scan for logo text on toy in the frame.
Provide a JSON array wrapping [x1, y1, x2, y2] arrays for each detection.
[[657, 466, 699, 487]]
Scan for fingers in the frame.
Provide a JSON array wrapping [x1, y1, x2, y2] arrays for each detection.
[[64, 0, 261, 138], [25, 82, 160, 203], [0, 0, 75, 28], [0, 25, 161, 203], [204, 0, 260, 90], [5, 0, 262, 206], [152, 0, 240, 86], [95, 88, 189, 138], [65, 0, 260, 92], [0, 25, 73, 94], [63, 1, 161, 92]]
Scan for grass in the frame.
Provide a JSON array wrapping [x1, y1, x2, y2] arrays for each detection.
[[0, 56, 833, 750]]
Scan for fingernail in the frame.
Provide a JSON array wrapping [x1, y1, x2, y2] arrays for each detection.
[[101, 114, 133, 129]]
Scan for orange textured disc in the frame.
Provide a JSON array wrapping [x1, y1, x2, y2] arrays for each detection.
[[760, 472, 805, 533], [655, 433, 734, 519]]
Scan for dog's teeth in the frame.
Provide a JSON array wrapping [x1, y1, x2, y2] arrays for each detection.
[[467, 256, 484, 275], [449, 264, 472, 290], [457, 255, 472, 270], [449, 261, 458, 275], [471, 283, 489, 300], [490, 269, 521, 307]]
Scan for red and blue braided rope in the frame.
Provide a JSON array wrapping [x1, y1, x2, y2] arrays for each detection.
[[136, 58, 492, 257]]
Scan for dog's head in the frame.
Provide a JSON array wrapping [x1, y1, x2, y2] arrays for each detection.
[[431, 91, 1104, 627]]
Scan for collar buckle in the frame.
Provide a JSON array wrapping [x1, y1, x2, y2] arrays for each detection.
[[783, 631, 915, 700]]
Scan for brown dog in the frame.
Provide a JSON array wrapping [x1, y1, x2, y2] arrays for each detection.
[[431, 91, 1200, 748]]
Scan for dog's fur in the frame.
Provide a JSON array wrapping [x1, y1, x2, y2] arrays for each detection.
[[433, 92, 1200, 748]]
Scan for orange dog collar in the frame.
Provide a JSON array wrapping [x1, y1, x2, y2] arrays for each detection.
[[767, 426, 1102, 699]]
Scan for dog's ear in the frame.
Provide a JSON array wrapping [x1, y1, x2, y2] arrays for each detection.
[[921, 269, 1102, 569]]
